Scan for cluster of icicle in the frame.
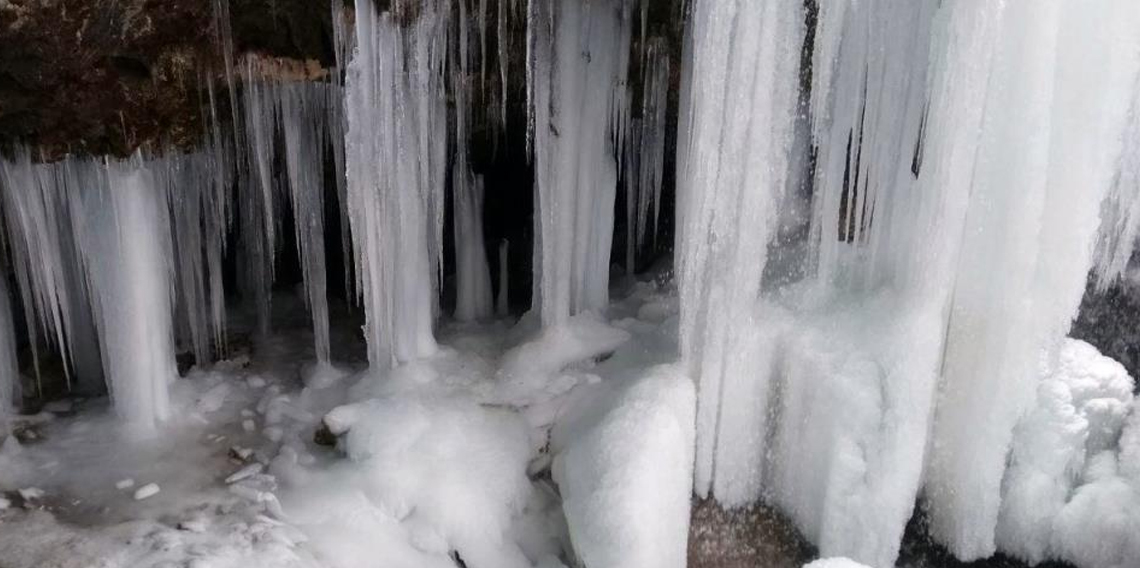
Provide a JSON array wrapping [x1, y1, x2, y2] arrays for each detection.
[[0, 0, 671, 437], [677, 1, 1140, 567]]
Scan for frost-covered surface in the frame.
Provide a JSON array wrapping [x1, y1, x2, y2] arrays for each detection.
[[998, 339, 1140, 568], [0, 279, 685, 568]]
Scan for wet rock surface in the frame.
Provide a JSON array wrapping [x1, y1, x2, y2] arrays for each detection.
[[0, 0, 336, 158]]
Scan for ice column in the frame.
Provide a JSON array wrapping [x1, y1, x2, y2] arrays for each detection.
[[454, 169, 494, 321], [675, 0, 804, 500], [71, 161, 177, 436], [0, 273, 19, 426], [529, 0, 632, 327], [344, 0, 448, 366]]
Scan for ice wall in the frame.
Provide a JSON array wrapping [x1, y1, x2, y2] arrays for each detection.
[[677, 0, 1140, 566], [344, 0, 448, 366], [925, 2, 1140, 558], [528, 0, 632, 327]]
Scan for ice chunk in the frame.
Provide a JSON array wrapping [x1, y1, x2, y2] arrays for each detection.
[[133, 483, 160, 500], [325, 393, 532, 568], [997, 339, 1136, 564]]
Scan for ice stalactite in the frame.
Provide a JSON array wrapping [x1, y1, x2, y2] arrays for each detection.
[[675, 0, 804, 503], [453, 169, 494, 321], [331, 0, 355, 303], [0, 152, 83, 394], [71, 160, 178, 437], [279, 82, 333, 364], [345, 0, 448, 367], [159, 152, 230, 365], [925, 1, 1140, 559], [529, 0, 633, 327], [623, 37, 668, 275], [496, 0, 510, 129]]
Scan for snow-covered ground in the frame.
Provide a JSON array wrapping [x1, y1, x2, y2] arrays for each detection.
[[0, 277, 694, 568]]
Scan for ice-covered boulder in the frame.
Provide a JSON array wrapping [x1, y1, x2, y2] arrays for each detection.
[[550, 365, 695, 568]]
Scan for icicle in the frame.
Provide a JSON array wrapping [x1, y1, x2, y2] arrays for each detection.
[[331, 0, 355, 302], [529, 0, 633, 327], [479, 0, 489, 96], [344, 0, 447, 367], [0, 151, 80, 393], [624, 118, 642, 275], [497, 239, 510, 317], [497, 0, 509, 129], [453, 170, 494, 321]]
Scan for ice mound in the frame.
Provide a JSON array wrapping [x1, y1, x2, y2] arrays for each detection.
[[495, 313, 630, 407], [550, 365, 695, 568], [322, 393, 535, 568], [998, 338, 1139, 567]]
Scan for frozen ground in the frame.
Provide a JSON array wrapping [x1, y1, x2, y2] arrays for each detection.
[[2, 279, 1139, 568], [0, 277, 694, 568]]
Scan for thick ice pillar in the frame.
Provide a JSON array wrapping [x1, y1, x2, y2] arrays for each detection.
[[529, 0, 631, 327], [674, 0, 804, 502], [72, 163, 177, 436], [344, 0, 447, 367]]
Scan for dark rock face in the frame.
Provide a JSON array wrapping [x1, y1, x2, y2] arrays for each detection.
[[0, 0, 335, 159], [1072, 277, 1140, 388]]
